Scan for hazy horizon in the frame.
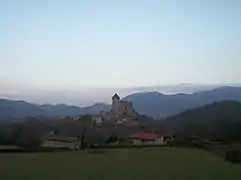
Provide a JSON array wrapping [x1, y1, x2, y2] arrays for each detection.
[[1, 1, 241, 105], [1, 83, 241, 106]]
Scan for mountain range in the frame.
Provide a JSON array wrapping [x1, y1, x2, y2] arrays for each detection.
[[123, 86, 241, 119], [1, 86, 241, 121]]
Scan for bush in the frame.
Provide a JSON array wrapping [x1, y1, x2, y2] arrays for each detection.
[[225, 150, 241, 163], [16, 120, 44, 150], [106, 135, 119, 144]]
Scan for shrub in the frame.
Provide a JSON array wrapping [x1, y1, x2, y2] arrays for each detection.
[[106, 135, 119, 144], [225, 150, 241, 163]]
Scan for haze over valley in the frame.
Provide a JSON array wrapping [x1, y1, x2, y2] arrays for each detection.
[[1, 85, 241, 120]]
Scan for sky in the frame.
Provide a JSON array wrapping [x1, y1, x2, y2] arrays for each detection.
[[1, 0, 241, 105]]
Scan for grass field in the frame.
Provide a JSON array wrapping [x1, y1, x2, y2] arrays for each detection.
[[0, 147, 240, 180]]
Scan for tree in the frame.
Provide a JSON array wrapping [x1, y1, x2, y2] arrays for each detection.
[[106, 135, 119, 144], [80, 127, 86, 148], [17, 120, 45, 150]]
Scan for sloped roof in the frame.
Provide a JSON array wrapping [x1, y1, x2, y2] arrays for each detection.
[[112, 93, 120, 99], [43, 136, 78, 143], [129, 132, 162, 140]]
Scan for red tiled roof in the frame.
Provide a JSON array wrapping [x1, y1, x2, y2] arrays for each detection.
[[129, 132, 162, 140]]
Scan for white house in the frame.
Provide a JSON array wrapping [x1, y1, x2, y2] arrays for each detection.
[[92, 116, 103, 124], [41, 136, 81, 150], [129, 132, 170, 146]]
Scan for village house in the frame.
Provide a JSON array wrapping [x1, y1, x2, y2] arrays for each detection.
[[41, 135, 81, 150], [92, 115, 103, 125], [129, 132, 172, 146]]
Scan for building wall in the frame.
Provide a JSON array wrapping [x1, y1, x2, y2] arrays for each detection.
[[133, 139, 143, 145], [146, 140, 155, 145], [112, 97, 120, 113], [154, 137, 164, 145], [132, 139, 155, 145], [132, 137, 165, 146], [41, 140, 80, 149], [118, 101, 133, 115], [93, 116, 103, 124]]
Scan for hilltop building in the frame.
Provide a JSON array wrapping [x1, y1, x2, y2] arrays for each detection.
[[111, 93, 134, 117], [93, 93, 137, 124]]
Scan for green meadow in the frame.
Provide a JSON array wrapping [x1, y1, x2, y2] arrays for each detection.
[[0, 147, 240, 180]]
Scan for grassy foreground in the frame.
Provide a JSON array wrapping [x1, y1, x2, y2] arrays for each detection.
[[0, 147, 240, 180]]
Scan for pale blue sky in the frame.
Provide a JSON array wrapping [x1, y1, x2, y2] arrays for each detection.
[[1, 0, 241, 104]]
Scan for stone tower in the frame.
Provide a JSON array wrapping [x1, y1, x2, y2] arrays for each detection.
[[112, 93, 120, 113]]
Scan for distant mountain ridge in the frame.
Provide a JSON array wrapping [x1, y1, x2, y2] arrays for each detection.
[[1, 86, 241, 121], [123, 86, 241, 119], [0, 99, 110, 121]]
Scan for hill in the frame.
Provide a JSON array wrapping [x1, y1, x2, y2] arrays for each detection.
[[0, 99, 81, 121], [160, 101, 241, 141], [0, 99, 109, 121], [0, 99, 50, 121], [80, 103, 110, 115], [1, 86, 241, 121], [123, 86, 241, 119]]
